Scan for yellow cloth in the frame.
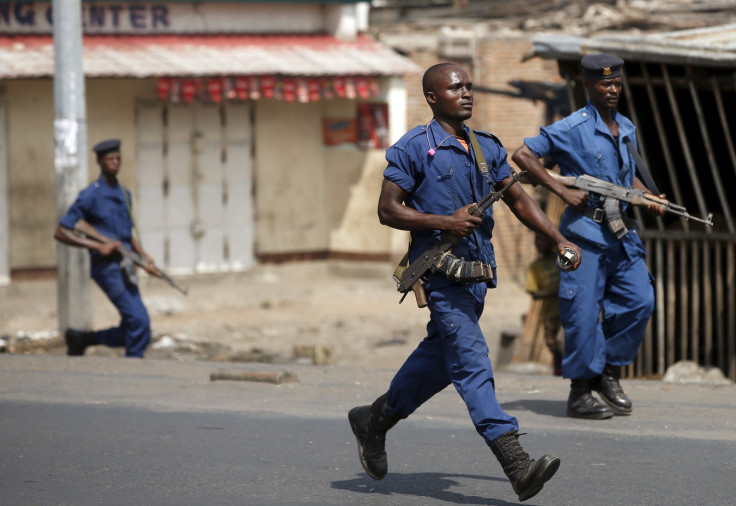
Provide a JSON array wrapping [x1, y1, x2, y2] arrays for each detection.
[[525, 253, 560, 321]]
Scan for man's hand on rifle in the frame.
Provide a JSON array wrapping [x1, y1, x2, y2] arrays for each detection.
[[141, 254, 158, 276], [445, 203, 483, 238], [561, 187, 589, 212], [97, 241, 121, 257], [632, 178, 666, 216]]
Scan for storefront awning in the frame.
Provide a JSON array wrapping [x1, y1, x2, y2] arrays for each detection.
[[0, 34, 422, 79]]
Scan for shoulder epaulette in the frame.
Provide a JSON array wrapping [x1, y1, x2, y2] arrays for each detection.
[[563, 108, 592, 129], [472, 129, 503, 146]]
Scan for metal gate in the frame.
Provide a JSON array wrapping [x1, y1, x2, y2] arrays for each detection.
[[136, 100, 255, 275]]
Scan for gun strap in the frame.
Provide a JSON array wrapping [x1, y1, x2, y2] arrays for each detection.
[[624, 137, 660, 195], [468, 130, 491, 185], [120, 185, 143, 248]]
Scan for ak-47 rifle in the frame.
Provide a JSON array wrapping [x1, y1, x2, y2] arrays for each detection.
[[74, 219, 189, 296], [396, 170, 526, 305], [546, 169, 713, 238]]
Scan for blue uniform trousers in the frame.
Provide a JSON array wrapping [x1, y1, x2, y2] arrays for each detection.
[[558, 239, 654, 379], [386, 283, 518, 445], [91, 262, 151, 358]]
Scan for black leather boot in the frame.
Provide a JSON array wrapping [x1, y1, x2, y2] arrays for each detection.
[[64, 329, 97, 356], [348, 393, 401, 480], [567, 379, 613, 419], [593, 364, 633, 414], [489, 430, 560, 502]]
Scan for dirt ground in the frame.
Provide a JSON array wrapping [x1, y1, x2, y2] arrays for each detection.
[[0, 260, 533, 371]]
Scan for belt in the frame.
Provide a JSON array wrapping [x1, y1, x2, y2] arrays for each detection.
[[576, 207, 639, 229], [580, 206, 606, 223], [91, 255, 121, 265]]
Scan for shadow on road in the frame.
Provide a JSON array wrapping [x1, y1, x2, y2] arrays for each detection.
[[332, 472, 521, 505], [501, 399, 567, 418]]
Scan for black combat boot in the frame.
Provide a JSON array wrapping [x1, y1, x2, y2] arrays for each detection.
[[64, 329, 97, 356], [348, 393, 401, 480], [489, 430, 560, 502], [593, 364, 632, 414], [567, 379, 613, 419]]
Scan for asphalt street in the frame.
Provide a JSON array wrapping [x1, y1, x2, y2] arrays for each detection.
[[1, 355, 735, 505]]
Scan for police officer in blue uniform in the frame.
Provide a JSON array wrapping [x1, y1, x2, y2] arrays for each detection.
[[513, 54, 662, 419], [348, 63, 581, 503], [54, 139, 154, 358]]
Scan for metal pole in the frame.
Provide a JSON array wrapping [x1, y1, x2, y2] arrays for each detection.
[[53, 0, 92, 333]]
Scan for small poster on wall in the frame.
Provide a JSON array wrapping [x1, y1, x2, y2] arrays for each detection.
[[322, 118, 358, 146], [357, 103, 389, 150]]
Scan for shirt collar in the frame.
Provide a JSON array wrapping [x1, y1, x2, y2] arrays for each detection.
[[427, 118, 469, 151], [585, 102, 634, 138]]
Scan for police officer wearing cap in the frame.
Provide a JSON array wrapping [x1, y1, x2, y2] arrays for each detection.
[[54, 139, 154, 358], [513, 54, 663, 419]]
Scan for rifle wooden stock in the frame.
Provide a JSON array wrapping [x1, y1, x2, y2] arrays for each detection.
[[73, 219, 189, 295]]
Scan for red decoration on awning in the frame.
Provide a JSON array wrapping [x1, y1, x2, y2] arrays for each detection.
[[235, 76, 249, 100], [345, 77, 357, 100], [156, 75, 382, 104], [156, 77, 171, 101], [249, 76, 261, 100], [282, 78, 295, 102], [307, 78, 321, 102], [261, 75, 275, 99], [181, 79, 197, 104], [208, 77, 224, 103], [332, 76, 346, 98], [356, 77, 370, 99], [321, 77, 334, 100]]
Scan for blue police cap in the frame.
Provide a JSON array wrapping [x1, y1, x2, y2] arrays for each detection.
[[92, 139, 121, 156], [581, 54, 624, 80]]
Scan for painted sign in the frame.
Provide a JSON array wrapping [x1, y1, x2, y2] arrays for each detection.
[[0, 2, 326, 34], [0, 3, 170, 32]]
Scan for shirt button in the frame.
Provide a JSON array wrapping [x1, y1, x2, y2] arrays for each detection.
[[466, 162, 471, 167], [582, 112, 587, 117]]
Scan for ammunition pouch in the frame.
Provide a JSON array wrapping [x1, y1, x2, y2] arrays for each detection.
[[433, 251, 494, 283], [120, 257, 139, 286]]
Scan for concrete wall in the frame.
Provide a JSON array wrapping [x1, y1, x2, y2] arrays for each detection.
[[5, 75, 403, 272], [254, 99, 327, 254], [6, 78, 155, 271], [7, 79, 55, 270], [253, 96, 397, 259]]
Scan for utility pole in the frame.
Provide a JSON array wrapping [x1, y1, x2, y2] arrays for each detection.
[[53, 0, 92, 333]]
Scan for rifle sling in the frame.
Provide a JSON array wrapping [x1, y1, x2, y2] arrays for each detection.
[[624, 137, 660, 195], [467, 130, 490, 185]]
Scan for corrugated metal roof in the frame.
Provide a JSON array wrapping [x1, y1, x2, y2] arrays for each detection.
[[532, 23, 736, 67], [0, 34, 421, 79]]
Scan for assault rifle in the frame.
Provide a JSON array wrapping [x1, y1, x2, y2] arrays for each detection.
[[74, 219, 189, 296], [396, 170, 526, 305], [546, 169, 713, 237]]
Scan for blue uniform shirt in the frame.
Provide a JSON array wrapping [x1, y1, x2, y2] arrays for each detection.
[[59, 176, 134, 263], [524, 102, 639, 249], [383, 119, 511, 290]]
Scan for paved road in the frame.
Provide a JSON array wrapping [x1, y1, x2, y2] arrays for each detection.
[[1, 355, 735, 505]]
